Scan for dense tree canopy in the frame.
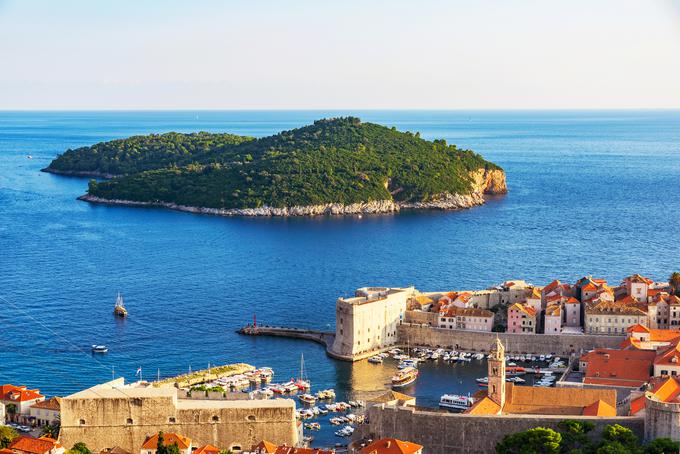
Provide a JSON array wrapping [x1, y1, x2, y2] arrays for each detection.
[[496, 422, 679, 454], [49, 117, 502, 210], [0, 426, 18, 448]]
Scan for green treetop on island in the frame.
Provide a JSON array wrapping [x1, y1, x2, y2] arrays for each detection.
[[47, 117, 505, 211]]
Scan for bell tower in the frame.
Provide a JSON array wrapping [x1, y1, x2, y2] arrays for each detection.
[[488, 336, 506, 408]]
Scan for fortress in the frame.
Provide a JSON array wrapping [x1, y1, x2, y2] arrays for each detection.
[[58, 378, 298, 452]]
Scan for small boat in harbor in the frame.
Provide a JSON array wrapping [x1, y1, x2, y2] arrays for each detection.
[[91, 344, 108, 353], [113, 292, 128, 318], [391, 366, 418, 388], [294, 354, 311, 390], [506, 366, 526, 377], [439, 394, 476, 410], [298, 393, 316, 405], [368, 355, 383, 364]]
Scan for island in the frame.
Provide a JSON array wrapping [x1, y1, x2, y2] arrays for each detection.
[[43, 117, 507, 217]]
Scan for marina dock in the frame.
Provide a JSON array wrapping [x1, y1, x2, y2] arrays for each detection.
[[237, 325, 335, 349]]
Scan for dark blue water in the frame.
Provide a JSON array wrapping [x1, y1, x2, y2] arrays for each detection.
[[1, 110, 679, 446]]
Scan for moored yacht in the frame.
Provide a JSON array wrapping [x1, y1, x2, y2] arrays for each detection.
[[391, 366, 418, 388], [439, 394, 475, 410]]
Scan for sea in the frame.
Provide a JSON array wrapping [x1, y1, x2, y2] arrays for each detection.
[[1, 110, 679, 447]]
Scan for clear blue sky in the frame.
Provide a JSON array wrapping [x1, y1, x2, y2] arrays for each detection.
[[1, 0, 679, 109]]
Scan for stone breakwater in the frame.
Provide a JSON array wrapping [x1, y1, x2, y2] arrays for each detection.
[[78, 167, 507, 217]]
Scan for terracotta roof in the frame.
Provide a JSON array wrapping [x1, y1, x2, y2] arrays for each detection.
[[625, 274, 653, 285], [414, 295, 433, 305], [630, 395, 647, 415], [585, 300, 647, 316], [627, 324, 650, 334], [546, 294, 563, 303], [654, 342, 680, 367], [545, 304, 561, 317], [509, 303, 536, 318], [528, 287, 542, 299], [30, 396, 60, 411], [582, 399, 616, 416], [581, 349, 653, 388], [359, 438, 423, 454], [9, 437, 61, 454], [543, 280, 561, 295], [502, 383, 616, 415], [0, 449, 14, 454], [465, 396, 501, 415], [100, 447, 132, 454], [141, 433, 191, 450], [0, 384, 44, 403], [442, 306, 493, 318], [582, 283, 598, 292], [566, 297, 580, 304], [647, 376, 680, 403], [251, 441, 278, 453], [193, 445, 220, 454]]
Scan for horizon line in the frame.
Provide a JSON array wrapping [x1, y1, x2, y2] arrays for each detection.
[[1, 107, 679, 112]]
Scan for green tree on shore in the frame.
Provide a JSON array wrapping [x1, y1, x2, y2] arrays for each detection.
[[495, 427, 562, 454], [0, 425, 18, 448], [669, 272, 680, 296]]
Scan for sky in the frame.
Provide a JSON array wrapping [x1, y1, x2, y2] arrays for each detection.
[[0, 0, 679, 110]]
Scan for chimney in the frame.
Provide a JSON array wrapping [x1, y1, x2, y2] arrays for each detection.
[[604, 354, 610, 361]]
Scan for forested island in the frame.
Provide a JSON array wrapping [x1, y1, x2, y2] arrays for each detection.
[[44, 117, 507, 216]]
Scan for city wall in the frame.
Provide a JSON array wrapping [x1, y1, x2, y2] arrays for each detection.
[[398, 323, 625, 355], [364, 404, 645, 454], [59, 392, 297, 452]]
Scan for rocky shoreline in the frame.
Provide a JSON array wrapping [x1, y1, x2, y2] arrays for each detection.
[[41, 167, 119, 179], [75, 167, 507, 217], [78, 191, 490, 217]]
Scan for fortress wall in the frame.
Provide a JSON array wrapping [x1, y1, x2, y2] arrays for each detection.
[[364, 404, 644, 454], [398, 323, 624, 355], [645, 397, 680, 442], [59, 395, 297, 452]]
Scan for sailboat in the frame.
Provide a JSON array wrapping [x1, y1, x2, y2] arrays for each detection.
[[295, 353, 311, 390], [113, 292, 128, 318]]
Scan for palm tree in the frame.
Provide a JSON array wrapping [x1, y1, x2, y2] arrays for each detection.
[[670, 272, 680, 296]]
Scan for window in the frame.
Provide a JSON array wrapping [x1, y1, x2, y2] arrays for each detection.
[[247, 415, 256, 422], [79, 419, 86, 425], [212, 415, 220, 422], [169, 417, 176, 423], [126, 418, 133, 425]]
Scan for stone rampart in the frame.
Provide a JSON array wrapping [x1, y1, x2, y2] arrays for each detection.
[[398, 323, 625, 355], [645, 396, 680, 441], [59, 391, 297, 452], [364, 404, 644, 454]]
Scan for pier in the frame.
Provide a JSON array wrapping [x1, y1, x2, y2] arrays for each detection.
[[238, 325, 335, 350]]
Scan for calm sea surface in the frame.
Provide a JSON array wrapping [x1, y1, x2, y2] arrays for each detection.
[[1, 110, 679, 446]]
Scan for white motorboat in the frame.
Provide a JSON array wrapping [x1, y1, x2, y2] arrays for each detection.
[[91, 344, 108, 353], [439, 394, 475, 410]]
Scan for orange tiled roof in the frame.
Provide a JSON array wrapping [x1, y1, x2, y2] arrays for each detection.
[[9, 436, 61, 454], [528, 287, 542, 299], [359, 438, 423, 454], [465, 396, 501, 415], [141, 433, 191, 450], [545, 304, 561, 317], [654, 342, 680, 367], [581, 348, 656, 389], [630, 395, 647, 415], [0, 384, 44, 403], [543, 279, 561, 295], [193, 445, 220, 454], [251, 441, 278, 453], [582, 399, 616, 416], [100, 447, 132, 454], [625, 274, 653, 285], [509, 303, 536, 318], [502, 383, 616, 416], [647, 376, 680, 403], [627, 324, 650, 334], [546, 294, 563, 303], [30, 396, 60, 411], [565, 297, 579, 304]]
